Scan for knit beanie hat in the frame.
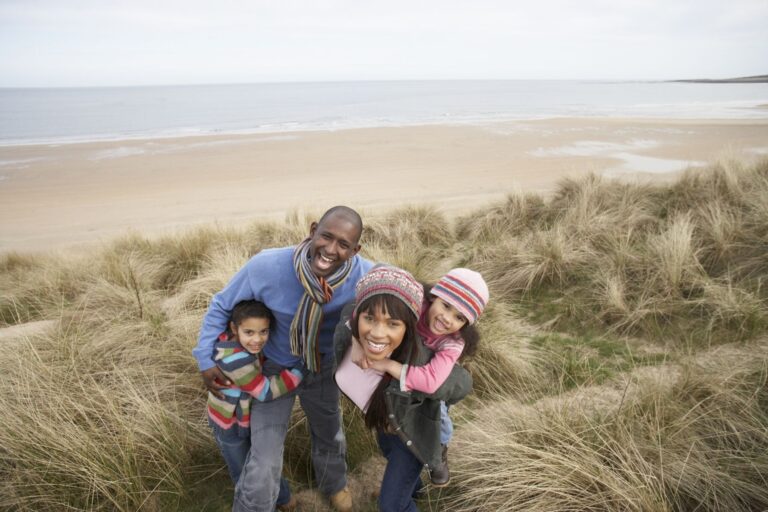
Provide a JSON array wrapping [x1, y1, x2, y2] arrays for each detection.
[[354, 265, 424, 319], [431, 268, 489, 325]]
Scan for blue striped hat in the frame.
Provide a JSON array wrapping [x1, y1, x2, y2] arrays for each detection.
[[431, 268, 489, 324]]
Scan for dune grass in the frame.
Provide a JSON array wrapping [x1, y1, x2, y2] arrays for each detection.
[[1, 159, 767, 510], [468, 160, 768, 345], [442, 345, 768, 512]]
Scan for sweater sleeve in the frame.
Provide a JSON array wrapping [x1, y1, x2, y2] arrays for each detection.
[[193, 260, 257, 371], [264, 368, 304, 400], [227, 361, 304, 402], [403, 346, 462, 394]]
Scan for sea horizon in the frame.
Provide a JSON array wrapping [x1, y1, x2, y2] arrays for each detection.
[[1, 79, 766, 147], [3, 73, 766, 89]]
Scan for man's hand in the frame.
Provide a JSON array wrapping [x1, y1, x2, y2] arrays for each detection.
[[350, 336, 370, 369], [201, 366, 231, 400]]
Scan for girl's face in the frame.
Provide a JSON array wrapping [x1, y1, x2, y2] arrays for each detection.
[[230, 317, 270, 354], [427, 297, 468, 336], [356, 305, 407, 361]]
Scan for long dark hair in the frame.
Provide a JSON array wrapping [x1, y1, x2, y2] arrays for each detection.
[[423, 284, 480, 361], [351, 294, 420, 431]]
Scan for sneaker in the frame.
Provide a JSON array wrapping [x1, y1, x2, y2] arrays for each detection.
[[276, 496, 298, 511], [329, 486, 353, 512], [430, 444, 450, 487]]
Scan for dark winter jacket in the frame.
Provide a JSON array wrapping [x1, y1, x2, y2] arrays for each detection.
[[333, 303, 473, 469]]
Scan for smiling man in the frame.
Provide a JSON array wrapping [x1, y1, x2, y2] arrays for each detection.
[[193, 206, 372, 512]]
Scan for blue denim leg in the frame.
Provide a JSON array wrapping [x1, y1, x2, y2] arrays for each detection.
[[232, 392, 296, 512], [297, 353, 348, 496], [275, 478, 292, 507], [211, 423, 251, 484], [439, 401, 453, 445], [212, 423, 292, 506], [377, 433, 424, 512]]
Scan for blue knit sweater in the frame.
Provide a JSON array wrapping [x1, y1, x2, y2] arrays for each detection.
[[194, 246, 373, 371]]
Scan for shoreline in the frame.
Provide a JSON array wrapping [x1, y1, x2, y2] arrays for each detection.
[[3, 110, 768, 149], [1, 117, 767, 253]]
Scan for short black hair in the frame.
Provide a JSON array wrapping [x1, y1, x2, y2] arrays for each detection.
[[230, 300, 274, 327], [318, 205, 363, 243]]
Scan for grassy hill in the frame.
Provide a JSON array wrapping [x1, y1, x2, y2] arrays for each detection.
[[1, 158, 767, 511]]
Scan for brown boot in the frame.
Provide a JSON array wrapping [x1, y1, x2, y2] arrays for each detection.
[[430, 444, 450, 487], [329, 486, 353, 512]]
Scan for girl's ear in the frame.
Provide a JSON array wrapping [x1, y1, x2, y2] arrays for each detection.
[[229, 321, 237, 333]]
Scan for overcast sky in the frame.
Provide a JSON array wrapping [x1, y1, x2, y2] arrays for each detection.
[[0, 0, 766, 87]]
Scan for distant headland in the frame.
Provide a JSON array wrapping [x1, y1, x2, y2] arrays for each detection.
[[672, 74, 768, 83]]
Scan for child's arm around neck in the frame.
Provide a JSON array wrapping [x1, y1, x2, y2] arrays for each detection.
[[401, 337, 464, 394], [367, 358, 404, 382]]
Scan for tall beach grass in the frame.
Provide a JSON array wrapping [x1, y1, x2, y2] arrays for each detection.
[[0, 159, 766, 510]]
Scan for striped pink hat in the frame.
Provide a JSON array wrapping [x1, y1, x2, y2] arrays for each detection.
[[354, 265, 424, 319], [431, 268, 489, 324]]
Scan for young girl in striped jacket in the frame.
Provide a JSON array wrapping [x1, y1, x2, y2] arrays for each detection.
[[206, 300, 303, 510]]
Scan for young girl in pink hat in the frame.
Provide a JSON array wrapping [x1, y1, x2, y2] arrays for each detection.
[[367, 267, 489, 487]]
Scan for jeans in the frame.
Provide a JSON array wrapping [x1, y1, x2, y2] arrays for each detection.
[[377, 433, 424, 512], [439, 401, 453, 445], [233, 354, 347, 512], [211, 423, 292, 506]]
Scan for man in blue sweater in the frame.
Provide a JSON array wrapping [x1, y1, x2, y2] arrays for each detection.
[[194, 206, 373, 512]]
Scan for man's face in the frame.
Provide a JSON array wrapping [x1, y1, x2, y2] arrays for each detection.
[[307, 213, 361, 278]]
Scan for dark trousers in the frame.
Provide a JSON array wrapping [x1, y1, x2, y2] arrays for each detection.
[[377, 432, 424, 512]]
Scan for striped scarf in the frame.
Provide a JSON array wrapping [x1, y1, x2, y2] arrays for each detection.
[[291, 237, 353, 372]]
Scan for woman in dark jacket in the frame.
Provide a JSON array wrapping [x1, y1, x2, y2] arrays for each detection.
[[332, 265, 472, 511]]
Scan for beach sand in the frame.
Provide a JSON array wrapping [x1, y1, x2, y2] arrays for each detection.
[[1, 117, 767, 252]]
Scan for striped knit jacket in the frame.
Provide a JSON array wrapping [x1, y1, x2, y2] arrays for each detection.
[[207, 332, 304, 432]]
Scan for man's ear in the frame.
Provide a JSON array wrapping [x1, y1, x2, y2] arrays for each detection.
[[308, 221, 318, 237]]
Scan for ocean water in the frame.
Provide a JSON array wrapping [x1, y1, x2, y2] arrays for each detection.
[[0, 80, 766, 146]]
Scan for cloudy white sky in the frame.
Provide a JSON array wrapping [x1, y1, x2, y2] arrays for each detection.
[[0, 0, 766, 87]]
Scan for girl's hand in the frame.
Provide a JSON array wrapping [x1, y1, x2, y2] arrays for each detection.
[[368, 358, 402, 380], [367, 359, 389, 372], [350, 336, 370, 369]]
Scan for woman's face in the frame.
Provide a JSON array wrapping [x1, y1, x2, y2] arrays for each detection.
[[356, 304, 407, 361]]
